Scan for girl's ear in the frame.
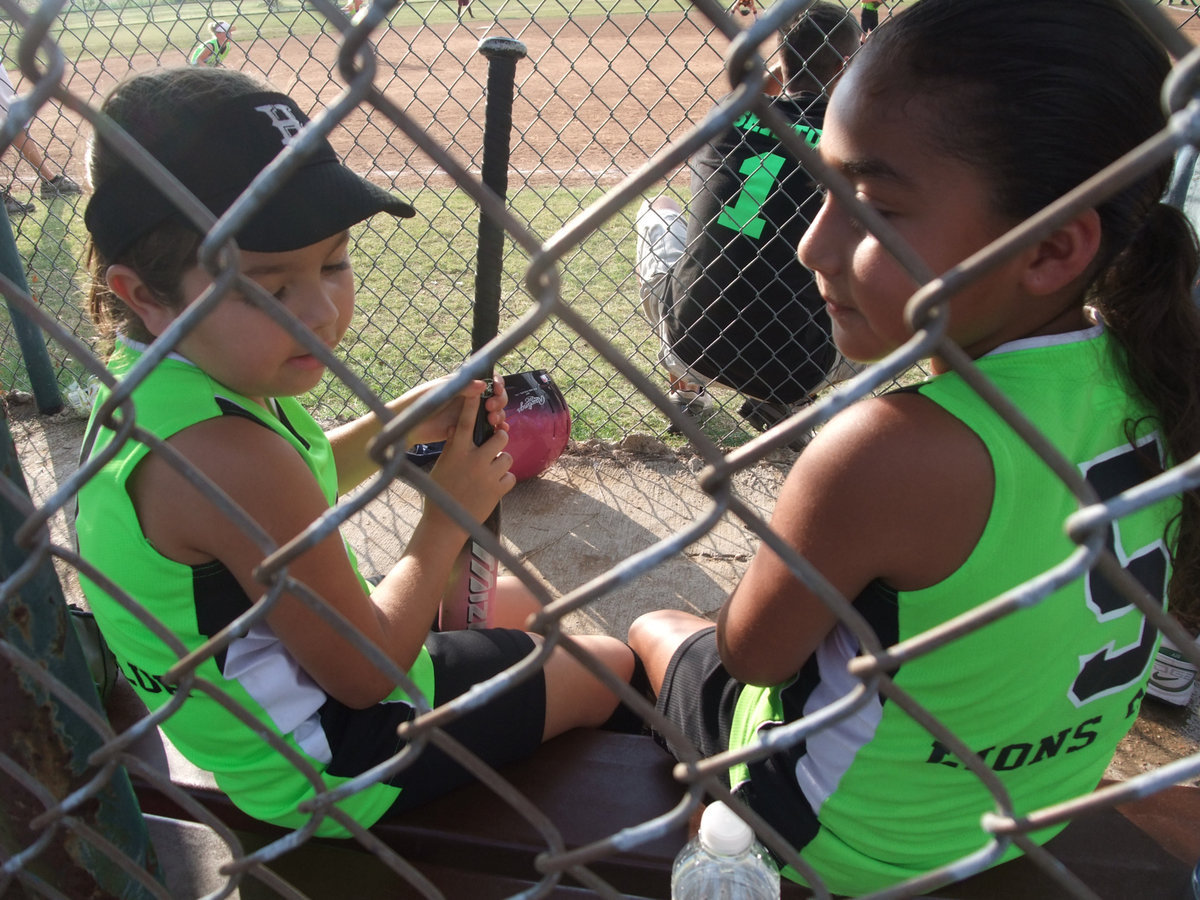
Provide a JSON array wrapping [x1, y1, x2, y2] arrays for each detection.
[[1020, 208, 1102, 297], [105, 264, 177, 338]]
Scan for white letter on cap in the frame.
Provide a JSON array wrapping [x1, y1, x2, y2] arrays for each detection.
[[255, 104, 304, 146]]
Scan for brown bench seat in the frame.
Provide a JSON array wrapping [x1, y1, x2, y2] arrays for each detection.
[[113, 683, 1200, 899]]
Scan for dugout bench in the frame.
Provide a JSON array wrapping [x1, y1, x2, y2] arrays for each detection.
[[110, 681, 1200, 899]]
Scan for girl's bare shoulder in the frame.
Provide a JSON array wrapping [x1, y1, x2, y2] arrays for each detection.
[[789, 391, 995, 591], [129, 414, 329, 564], [802, 391, 989, 485]]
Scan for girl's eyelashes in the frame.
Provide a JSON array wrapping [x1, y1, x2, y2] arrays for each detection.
[[232, 280, 280, 305], [259, 259, 352, 301], [813, 182, 892, 223], [854, 191, 884, 214], [845, 210, 869, 237]]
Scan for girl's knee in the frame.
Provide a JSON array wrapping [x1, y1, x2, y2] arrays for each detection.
[[590, 634, 636, 682], [559, 634, 635, 688], [649, 194, 682, 214], [628, 609, 665, 650], [628, 608, 704, 653], [491, 576, 541, 630], [541, 636, 632, 737], [628, 609, 711, 696]]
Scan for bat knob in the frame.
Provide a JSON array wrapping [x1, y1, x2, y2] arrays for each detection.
[[477, 36, 528, 61]]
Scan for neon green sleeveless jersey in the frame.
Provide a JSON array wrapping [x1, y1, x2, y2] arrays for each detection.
[[727, 326, 1175, 894], [189, 38, 231, 66], [76, 340, 435, 836]]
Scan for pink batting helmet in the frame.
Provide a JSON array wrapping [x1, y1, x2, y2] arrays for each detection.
[[502, 370, 571, 481], [405, 369, 571, 482]]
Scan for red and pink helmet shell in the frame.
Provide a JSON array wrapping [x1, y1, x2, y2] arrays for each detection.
[[499, 370, 571, 481], [405, 369, 570, 482]]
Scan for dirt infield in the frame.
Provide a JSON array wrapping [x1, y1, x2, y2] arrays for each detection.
[[342, 12, 732, 188], [21, 5, 1200, 196], [22, 11, 730, 194]]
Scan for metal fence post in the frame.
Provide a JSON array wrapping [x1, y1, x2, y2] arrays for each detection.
[[0, 203, 63, 414], [0, 404, 159, 897]]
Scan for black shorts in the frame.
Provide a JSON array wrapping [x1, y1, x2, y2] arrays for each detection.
[[653, 626, 741, 788], [656, 627, 824, 858], [381, 628, 545, 812]]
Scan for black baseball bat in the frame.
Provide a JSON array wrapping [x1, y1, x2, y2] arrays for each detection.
[[439, 36, 528, 631]]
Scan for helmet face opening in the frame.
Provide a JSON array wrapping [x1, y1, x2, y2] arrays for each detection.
[[405, 370, 571, 482]]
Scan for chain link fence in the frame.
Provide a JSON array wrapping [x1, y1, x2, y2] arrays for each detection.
[[4, 0, 1200, 897], [0, 0, 871, 446]]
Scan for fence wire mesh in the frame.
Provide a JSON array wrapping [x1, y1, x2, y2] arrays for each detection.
[[3, 0, 1200, 897]]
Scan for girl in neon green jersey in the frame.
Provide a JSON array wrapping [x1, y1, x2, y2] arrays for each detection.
[[77, 67, 636, 835], [631, 0, 1200, 893]]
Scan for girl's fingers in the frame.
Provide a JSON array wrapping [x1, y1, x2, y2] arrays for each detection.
[[485, 427, 511, 459], [486, 377, 509, 430], [453, 386, 482, 435]]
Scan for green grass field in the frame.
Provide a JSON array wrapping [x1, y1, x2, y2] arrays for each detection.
[[316, 181, 763, 444], [1, 176, 766, 445], [16, 0, 697, 64]]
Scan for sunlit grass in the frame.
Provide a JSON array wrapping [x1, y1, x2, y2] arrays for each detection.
[[8, 0, 697, 64], [326, 182, 703, 443]]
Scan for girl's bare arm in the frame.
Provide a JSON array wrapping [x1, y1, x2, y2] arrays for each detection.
[[716, 393, 994, 686], [130, 395, 514, 707]]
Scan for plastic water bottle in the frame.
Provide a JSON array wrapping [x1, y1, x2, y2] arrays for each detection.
[[671, 801, 780, 900]]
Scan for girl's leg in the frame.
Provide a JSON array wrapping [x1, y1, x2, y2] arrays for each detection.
[[540, 634, 635, 741], [627, 609, 712, 695], [490, 576, 638, 739], [489, 574, 541, 630], [383, 628, 632, 813]]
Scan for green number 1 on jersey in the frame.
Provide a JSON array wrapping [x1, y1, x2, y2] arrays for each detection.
[[717, 152, 786, 240]]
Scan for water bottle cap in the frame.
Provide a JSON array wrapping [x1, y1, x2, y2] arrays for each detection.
[[698, 801, 755, 856]]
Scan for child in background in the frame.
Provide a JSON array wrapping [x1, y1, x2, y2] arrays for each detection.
[[189, 20, 237, 67], [76, 66, 635, 834], [341, 0, 368, 25], [859, 0, 881, 34], [630, 0, 1200, 893], [0, 63, 81, 215]]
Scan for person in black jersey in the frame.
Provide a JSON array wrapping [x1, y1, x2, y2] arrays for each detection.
[[635, 2, 860, 438]]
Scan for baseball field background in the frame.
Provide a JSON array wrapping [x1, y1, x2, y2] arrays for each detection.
[[0, 0, 803, 445], [4, 2, 1200, 442]]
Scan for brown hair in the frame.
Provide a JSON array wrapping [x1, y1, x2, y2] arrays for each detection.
[[779, 1, 861, 95]]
